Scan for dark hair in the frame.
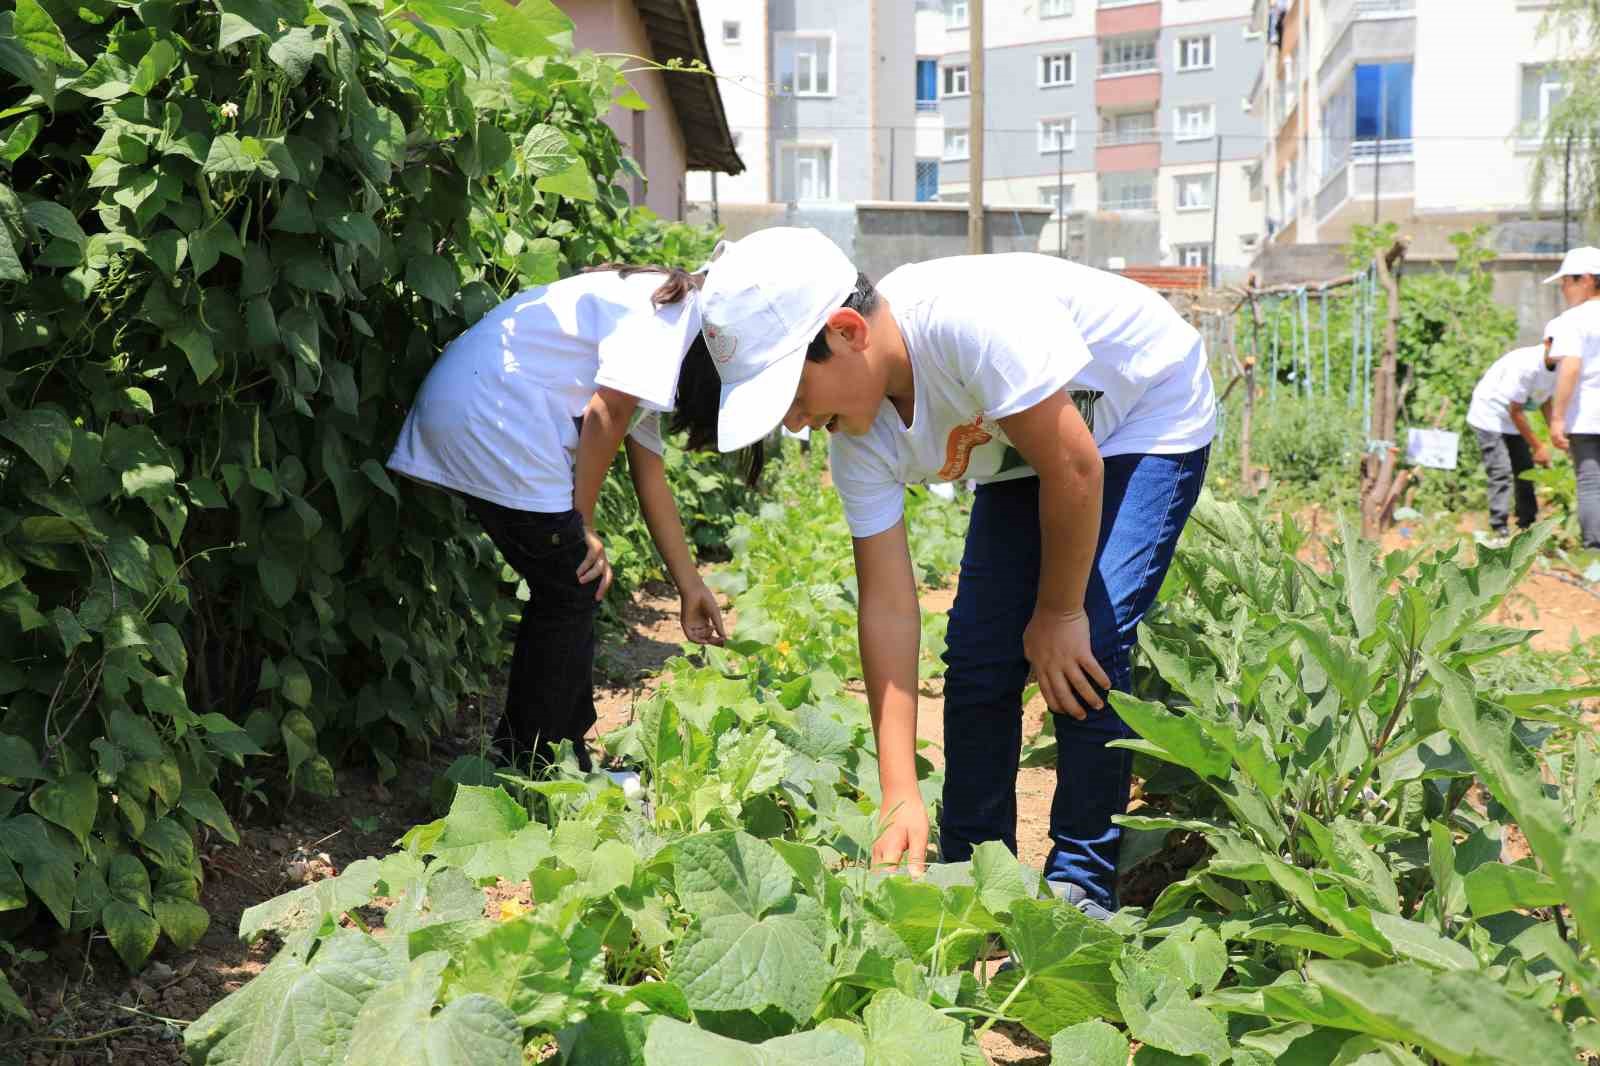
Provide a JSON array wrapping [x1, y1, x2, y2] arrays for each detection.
[[580, 264, 763, 485], [581, 262, 699, 307], [670, 337, 765, 487], [805, 272, 880, 362]]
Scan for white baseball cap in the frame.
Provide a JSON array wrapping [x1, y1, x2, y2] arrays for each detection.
[[700, 228, 857, 452], [1543, 246, 1600, 284]]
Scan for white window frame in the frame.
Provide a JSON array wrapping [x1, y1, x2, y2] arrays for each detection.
[[943, 127, 970, 161], [775, 32, 837, 98], [942, 63, 970, 98], [1174, 102, 1216, 141], [1039, 183, 1075, 214], [722, 20, 741, 45], [1176, 34, 1214, 72], [1174, 172, 1214, 211], [1177, 243, 1211, 268], [1521, 64, 1568, 140], [945, 0, 969, 30], [1100, 35, 1158, 77], [1039, 0, 1073, 18], [1039, 52, 1074, 88], [1038, 116, 1077, 153], [779, 142, 836, 202]]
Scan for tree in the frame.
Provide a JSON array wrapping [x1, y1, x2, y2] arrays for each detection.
[[1530, 0, 1600, 228]]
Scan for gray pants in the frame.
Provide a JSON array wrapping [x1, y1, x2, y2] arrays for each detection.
[[1475, 428, 1536, 535], [1575, 434, 1600, 549]]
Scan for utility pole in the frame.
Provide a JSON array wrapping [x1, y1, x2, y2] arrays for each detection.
[[967, 0, 985, 254], [1564, 134, 1573, 250], [1209, 132, 1223, 288]]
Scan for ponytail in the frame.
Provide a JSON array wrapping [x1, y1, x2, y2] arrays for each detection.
[[581, 262, 699, 307]]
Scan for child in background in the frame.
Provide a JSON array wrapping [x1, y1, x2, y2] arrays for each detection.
[[1465, 335, 1557, 541]]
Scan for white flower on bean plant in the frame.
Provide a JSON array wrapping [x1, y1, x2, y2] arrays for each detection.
[[220, 101, 240, 119]]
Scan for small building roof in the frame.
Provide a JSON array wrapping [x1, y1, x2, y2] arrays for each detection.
[[632, 0, 745, 174]]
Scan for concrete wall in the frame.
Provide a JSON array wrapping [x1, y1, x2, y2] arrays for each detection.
[[1160, 17, 1258, 167], [567, 0, 689, 219], [683, 202, 1053, 281], [1249, 244, 1569, 346]]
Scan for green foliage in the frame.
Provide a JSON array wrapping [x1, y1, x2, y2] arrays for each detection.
[[0, 0, 727, 978], [1529, 0, 1600, 224]]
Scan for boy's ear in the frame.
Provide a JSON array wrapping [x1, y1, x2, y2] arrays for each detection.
[[826, 308, 870, 351]]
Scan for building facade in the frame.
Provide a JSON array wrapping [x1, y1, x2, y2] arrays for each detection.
[[683, 1, 918, 206], [1252, 0, 1572, 256], [917, 0, 1266, 279]]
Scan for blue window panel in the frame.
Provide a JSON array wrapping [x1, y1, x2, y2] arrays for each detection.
[[917, 58, 937, 104], [915, 160, 939, 202], [1353, 62, 1412, 140]]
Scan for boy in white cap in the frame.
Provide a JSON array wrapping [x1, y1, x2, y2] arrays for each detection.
[[1465, 334, 1558, 539], [701, 227, 1214, 917], [1544, 246, 1600, 548]]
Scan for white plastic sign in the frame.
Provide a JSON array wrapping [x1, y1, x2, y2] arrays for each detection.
[[1405, 428, 1459, 470]]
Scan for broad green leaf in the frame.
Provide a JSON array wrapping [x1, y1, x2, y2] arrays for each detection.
[[185, 930, 398, 1066], [1049, 1019, 1129, 1066], [14, 1, 79, 70], [1367, 912, 1477, 971], [0, 113, 43, 164], [29, 772, 97, 849], [670, 904, 830, 1023], [642, 1016, 865, 1066], [1108, 693, 1232, 781], [480, 0, 573, 59], [1463, 862, 1562, 917], [169, 326, 218, 384], [237, 857, 397, 942], [536, 159, 598, 202], [215, 0, 297, 50], [132, 38, 180, 94], [103, 899, 161, 971], [406, 254, 459, 308], [989, 896, 1124, 1039], [0, 734, 47, 780], [267, 26, 320, 83], [181, 787, 240, 844], [519, 123, 575, 176], [1, 406, 73, 483], [24, 201, 86, 247], [440, 912, 600, 1030], [1114, 954, 1230, 1066], [859, 989, 966, 1066], [0, 970, 29, 1022], [673, 831, 795, 919], [346, 953, 522, 1066], [1305, 961, 1573, 1064], [258, 556, 297, 608], [154, 895, 210, 951]]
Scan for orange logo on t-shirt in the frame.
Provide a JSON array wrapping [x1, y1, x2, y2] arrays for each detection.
[[939, 414, 992, 480]]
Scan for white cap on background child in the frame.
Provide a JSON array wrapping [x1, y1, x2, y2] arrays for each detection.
[[1543, 246, 1600, 284], [698, 227, 857, 452]]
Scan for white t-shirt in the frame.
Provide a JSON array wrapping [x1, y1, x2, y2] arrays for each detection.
[[1466, 346, 1557, 435], [387, 271, 699, 512], [830, 254, 1217, 539], [1547, 299, 1600, 435]]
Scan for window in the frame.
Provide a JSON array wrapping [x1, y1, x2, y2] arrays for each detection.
[[1039, 52, 1074, 87], [1039, 183, 1075, 213], [1177, 35, 1213, 71], [1174, 103, 1215, 141], [942, 64, 970, 97], [1520, 64, 1568, 140], [779, 145, 832, 201], [1098, 110, 1156, 145], [916, 58, 938, 110], [1245, 162, 1264, 202], [916, 160, 940, 202], [945, 0, 969, 30], [1038, 116, 1076, 153], [1100, 170, 1156, 210], [943, 127, 970, 160], [722, 20, 741, 44], [1040, 0, 1072, 17], [777, 35, 834, 97], [1174, 172, 1214, 210], [1240, 233, 1261, 252], [1176, 244, 1211, 268], [1100, 35, 1157, 76], [1354, 62, 1411, 142]]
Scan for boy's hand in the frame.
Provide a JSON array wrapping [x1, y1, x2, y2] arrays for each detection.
[[1023, 607, 1111, 720], [1551, 418, 1571, 453], [1533, 443, 1552, 467], [577, 525, 612, 601], [680, 582, 728, 645], [872, 789, 929, 876]]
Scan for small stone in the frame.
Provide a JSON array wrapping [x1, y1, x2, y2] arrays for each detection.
[[145, 960, 176, 985], [267, 834, 290, 853]]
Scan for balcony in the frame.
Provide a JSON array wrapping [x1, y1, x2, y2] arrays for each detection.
[[1097, 126, 1157, 147], [1316, 139, 1415, 222], [1322, 0, 1415, 74], [1096, 139, 1161, 173], [916, 99, 938, 112], [1099, 195, 1157, 212]]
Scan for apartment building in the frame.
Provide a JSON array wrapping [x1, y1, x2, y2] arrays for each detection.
[[1252, 0, 1571, 254], [683, 1, 918, 206], [917, 0, 1267, 279]]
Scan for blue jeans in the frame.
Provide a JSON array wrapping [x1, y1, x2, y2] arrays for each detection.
[[938, 447, 1210, 909]]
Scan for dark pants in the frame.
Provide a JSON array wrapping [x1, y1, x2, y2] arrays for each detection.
[[1575, 434, 1600, 550], [1474, 428, 1537, 535], [467, 498, 597, 772], [939, 447, 1210, 910]]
